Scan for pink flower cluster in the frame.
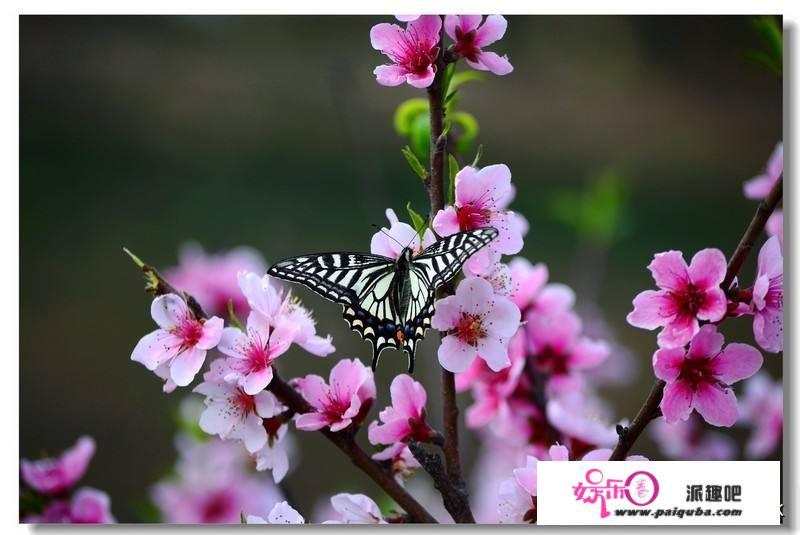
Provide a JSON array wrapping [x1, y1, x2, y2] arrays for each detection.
[[20, 436, 114, 524], [370, 15, 512, 88]]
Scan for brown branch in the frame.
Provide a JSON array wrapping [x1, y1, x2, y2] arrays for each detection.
[[610, 174, 783, 461], [125, 250, 437, 524], [408, 442, 473, 523], [424, 19, 475, 523]]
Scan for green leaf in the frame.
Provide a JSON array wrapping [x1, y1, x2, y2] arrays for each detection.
[[471, 144, 484, 168], [122, 247, 145, 268], [406, 202, 428, 240], [441, 63, 457, 98], [410, 113, 430, 162], [450, 111, 479, 153], [393, 98, 429, 136], [447, 154, 459, 205], [227, 299, 244, 331], [401, 146, 428, 181], [450, 70, 487, 90]]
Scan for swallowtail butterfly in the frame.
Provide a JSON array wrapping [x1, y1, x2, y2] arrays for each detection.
[[268, 227, 498, 372]]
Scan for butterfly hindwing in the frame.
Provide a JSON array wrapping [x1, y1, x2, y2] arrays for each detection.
[[268, 227, 498, 373]]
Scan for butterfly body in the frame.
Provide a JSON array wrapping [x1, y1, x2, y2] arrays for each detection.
[[268, 227, 498, 372]]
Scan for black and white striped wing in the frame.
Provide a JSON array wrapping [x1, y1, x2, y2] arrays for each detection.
[[411, 227, 499, 290], [268, 253, 403, 367], [267, 253, 393, 308]]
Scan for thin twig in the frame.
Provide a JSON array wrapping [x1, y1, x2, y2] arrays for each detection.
[[408, 442, 474, 523], [125, 250, 437, 524], [609, 174, 783, 461], [425, 19, 475, 523]]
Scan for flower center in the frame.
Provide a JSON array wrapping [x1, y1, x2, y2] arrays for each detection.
[[201, 489, 236, 523], [387, 30, 438, 74], [678, 358, 713, 389], [453, 27, 481, 62], [234, 388, 256, 416], [533, 347, 569, 375], [673, 283, 706, 316], [245, 341, 271, 373], [174, 318, 204, 347], [455, 313, 485, 346], [456, 202, 492, 231]]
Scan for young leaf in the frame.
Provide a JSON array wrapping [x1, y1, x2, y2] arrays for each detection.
[[393, 98, 429, 136], [441, 63, 457, 98], [401, 146, 428, 181], [450, 111, 480, 153], [447, 154, 459, 205], [406, 202, 428, 240], [227, 299, 244, 331], [410, 113, 430, 161], [471, 144, 484, 167]]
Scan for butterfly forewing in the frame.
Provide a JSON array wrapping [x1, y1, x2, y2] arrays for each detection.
[[267, 227, 498, 372]]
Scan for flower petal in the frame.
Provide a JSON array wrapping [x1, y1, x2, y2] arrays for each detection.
[[648, 250, 689, 291], [169, 347, 207, 387], [474, 15, 507, 47], [660, 380, 693, 423], [626, 290, 676, 329], [474, 50, 513, 75], [710, 343, 763, 384], [687, 324, 724, 359], [692, 383, 738, 427], [688, 248, 727, 289], [374, 64, 408, 86], [438, 334, 478, 372]]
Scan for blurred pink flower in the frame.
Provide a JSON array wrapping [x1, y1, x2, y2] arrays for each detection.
[[433, 164, 526, 273], [368, 374, 433, 444], [21, 436, 95, 495], [751, 236, 783, 353], [247, 501, 305, 524], [23, 488, 115, 524], [650, 414, 736, 461], [295, 358, 376, 432], [739, 372, 783, 459], [238, 272, 334, 357], [546, 394, 620, 456], [194, 359, 281, 453], [527, 308, 609, 394], [371, 442, 421, 481], [370, 208, 435, 258], [508, 258, 574, 313], [432, 277, 521, 372], [164, 243, 267, 318], [766, 210, 783, 249], [445, 15, 513, 75], [627, 249, 728, 349], [744, 142, 782, 199], [218, 312, 297, 394], [654, 324, 762, 427], [131, 294, 224, 389], [152, 434, 282, 524], [325, 493, 386, 524], [498, 456, 537, 523], [370, 16, 442, 88]]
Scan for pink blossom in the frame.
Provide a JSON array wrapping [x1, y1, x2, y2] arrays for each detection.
[[325, 493, 386, 524], [627, 249, 728, 349], [371, 442, 421, 481], [21, 436, 95, 495], [131, 294, 224, 389], [526, 309, 609, 393], [24, 487, 115, 524], [739, 372, 783, 459], [445, 15, 513, 75], [218, 312, 297, 394], [433, 164, 526, 273], [581, 449, 649, 461], [247, 501, 305, 524], [295, 358, 376, 432], [370, 208, 435, 258], [498, 456, 538, 523], [432, 277, 521, 373], [164, 243, 266, 317], [654, 324, 762, 427], [744, 142, 782, 199], [766, 210, 783, 249], [152, 435, 282, 524], [255, 412, 292, 483], [751, 236, 783, 353], [238, 272, 334, 357], [457, 329, 526, 430], [368, 374, 433, 445], [508, 258, 574, 313], [650, 414, 735, 461], [193, 359, 281, 453], [546, 394, 620, 455], [370, 16, 442, 88]]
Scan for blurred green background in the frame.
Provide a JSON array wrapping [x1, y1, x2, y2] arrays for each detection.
[[20, 15, 782, 522]]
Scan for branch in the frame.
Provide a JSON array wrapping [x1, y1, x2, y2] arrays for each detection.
[[424, 19, 475, 523], [609, 174, 783, 461], [124, 250, 437, 524], [408, 442, 474, 523]]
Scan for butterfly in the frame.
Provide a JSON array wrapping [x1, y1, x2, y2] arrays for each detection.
[[267, 227, 498, 372]]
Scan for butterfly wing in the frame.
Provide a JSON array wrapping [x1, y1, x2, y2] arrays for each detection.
[[268, 253, 404, 368]]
